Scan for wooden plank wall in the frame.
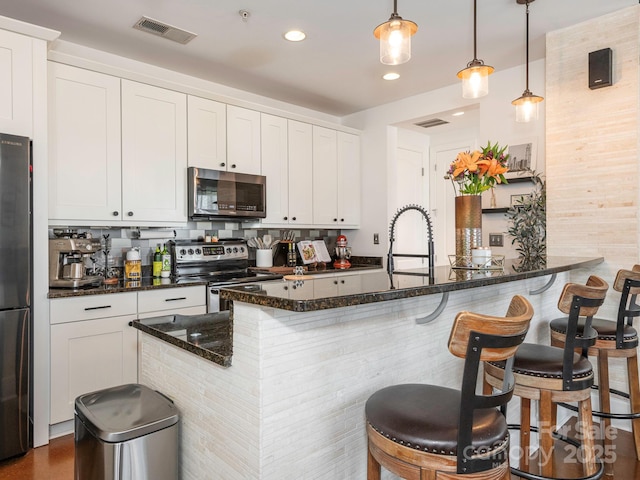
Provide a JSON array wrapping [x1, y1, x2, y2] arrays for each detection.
[[546, 6, 639, 283]]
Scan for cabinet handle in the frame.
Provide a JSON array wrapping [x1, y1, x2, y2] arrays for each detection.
[[340, 218, 345, 222], [165, 297, 187, 302], [112, 211, 119, 216], [84, 305, 111, 311], [333, 280, 338, 285], [231, 164, 237, 169], [340, 280, 345, 284], [292, 217, 296, 221], [333, 218, 338, 222], [283, 216, 288, 220], [127, 211, 134, 217], [220, 162, 226, 167]]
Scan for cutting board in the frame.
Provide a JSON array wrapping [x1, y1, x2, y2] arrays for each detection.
[[249, 266, 308, 274]]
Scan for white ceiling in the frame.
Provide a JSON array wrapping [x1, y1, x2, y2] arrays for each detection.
[[2, 0, 636, 116]]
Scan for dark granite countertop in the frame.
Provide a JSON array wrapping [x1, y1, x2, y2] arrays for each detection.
[[131, 311, 232, 366], [48, 276, 209, 299], [220, 256, 604, 312]]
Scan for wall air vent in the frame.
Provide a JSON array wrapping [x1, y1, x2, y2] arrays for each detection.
[[133, 16, 197, 44], [414, 118, 449, 129]]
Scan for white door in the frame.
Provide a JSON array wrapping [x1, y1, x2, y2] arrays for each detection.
[[261, 113, 289, 225], [0, 30, 32, 136], [287, 120, 313, 225], [393, 131, 429, 270], [312, 126, 338, 225], [227, 105, 261, 174], [430, 141, 473, 266]]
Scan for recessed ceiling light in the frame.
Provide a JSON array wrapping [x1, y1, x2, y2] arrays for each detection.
[[383, 73, 400, 81], [284, 30, 306, 42], [452, 111, 465, 117]]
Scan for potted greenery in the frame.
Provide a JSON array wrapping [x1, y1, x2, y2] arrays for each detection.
[[506, 170, 546, 271]]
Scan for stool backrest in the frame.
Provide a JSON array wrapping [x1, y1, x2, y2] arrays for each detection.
[[449, 295, 533, 474], [557, 275, 608, 390], [612, 266, 640, 348]]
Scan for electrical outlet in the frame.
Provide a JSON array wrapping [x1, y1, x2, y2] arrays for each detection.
[[373, 233, 379, 245], [489, 233, 504, 247]]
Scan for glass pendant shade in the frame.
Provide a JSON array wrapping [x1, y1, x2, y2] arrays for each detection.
[[374, 16, 417, 65], [458, 0, 493, 98], [512, 91, 543, 122], [457, 62, 494, 98]]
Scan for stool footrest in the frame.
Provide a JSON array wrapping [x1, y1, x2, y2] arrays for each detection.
[[506, 424, 605, 480], [557, 383, 640, 420]]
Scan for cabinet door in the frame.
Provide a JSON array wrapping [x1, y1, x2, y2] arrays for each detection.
[[227, 105, 261, 175], [337, 132, 361, 227], [0, 30, 32, 137], [312, 126, 338, 226], [48, 63, 122, 221], [261, 113, 289, 225], [138, 286, 206, 316], [50, 314, 138, 424], [121, 80, 187, 223], [287, 120, 313, 225], [187, 95, 226, 169]]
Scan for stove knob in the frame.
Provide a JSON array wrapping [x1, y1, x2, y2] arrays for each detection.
[[188, 248, 194, 255], [233, 247, 238, 253], [179, 249, 187, 256], [226, 247, 232, 254], [240, 247, 245, 253], [195, 248, 202, 255]]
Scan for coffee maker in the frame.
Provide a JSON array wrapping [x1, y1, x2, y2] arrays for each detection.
[[49, 237, 103, 288]]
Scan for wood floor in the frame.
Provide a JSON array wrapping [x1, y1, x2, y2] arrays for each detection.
[[0, 425, 639, 479]]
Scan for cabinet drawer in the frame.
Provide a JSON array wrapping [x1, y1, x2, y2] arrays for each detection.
[[50, 292, 137, 324], [137, 286, 205, 315]]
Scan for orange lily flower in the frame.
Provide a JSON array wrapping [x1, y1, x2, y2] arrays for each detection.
[[452, 151, 482, 177]]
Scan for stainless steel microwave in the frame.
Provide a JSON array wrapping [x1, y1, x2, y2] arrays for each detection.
[[188, 167, 267, 220]]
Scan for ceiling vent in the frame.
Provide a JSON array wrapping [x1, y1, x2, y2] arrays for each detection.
[[133, 16, 197, 44], [414, 118, 449, 129]]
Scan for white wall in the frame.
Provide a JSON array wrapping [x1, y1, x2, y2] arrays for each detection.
[[342, 60, 545, 261]]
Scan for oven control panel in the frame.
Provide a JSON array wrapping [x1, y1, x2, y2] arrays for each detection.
[[173, 240, 248, 263]]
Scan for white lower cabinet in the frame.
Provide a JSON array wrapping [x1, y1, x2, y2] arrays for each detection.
[[137, 285, 206, 319], [49, 286, 206, 425], [49, 292, 138, 424]]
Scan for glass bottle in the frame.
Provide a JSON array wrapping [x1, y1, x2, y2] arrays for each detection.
[[153, 245, 162, 277], [287, 242, 296, 267], [161, 243, 171, 278]]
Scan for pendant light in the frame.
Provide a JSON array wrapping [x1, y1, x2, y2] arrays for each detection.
[[512, 0, 543, 122], [457, 0, 494, 98], [373, 0, 418, 65]]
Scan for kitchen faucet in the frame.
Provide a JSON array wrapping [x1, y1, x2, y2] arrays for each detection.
[[387, 204, 435, 277]]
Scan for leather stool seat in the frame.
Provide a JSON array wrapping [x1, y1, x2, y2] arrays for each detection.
[[550, 316, 638, 346], [366, 384, 508, 456], [489, 343, 593, 381]]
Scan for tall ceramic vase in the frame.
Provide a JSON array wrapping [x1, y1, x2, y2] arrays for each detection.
[[455, 195, 482, 265]]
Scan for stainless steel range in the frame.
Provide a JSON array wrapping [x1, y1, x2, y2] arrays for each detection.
[[170, 239, 281, 313]]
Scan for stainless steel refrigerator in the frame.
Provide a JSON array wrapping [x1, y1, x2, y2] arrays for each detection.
[[0, 133, 31, 460]]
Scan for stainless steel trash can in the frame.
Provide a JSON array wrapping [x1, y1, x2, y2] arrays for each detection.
[[74, 383, 179, 480]]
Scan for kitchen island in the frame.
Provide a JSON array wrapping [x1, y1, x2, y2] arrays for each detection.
[[135, 256, 603, 480]]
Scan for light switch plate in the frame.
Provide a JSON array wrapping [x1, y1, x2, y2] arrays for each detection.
[[489, 234, 504, 247]]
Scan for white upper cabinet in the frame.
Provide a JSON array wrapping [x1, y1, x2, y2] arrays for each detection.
[[226, 105, 261, 175], [312, 128, 361, 228], [337, 131, 361, 227], [0, 29, 33, 137], [121, 79, 187, 223], [187, 95, 226, 170], [312, 126, 339, 225], [286, 120, 313, 225], [48, 63, 122, 222], [261, 113, 289, 225]]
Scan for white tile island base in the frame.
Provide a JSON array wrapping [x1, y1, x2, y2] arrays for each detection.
[[139, 273, 570, 480]]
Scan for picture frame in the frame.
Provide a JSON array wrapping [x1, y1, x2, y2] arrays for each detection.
[[510, 193, 532, 208], [506, 140, 537, 179]]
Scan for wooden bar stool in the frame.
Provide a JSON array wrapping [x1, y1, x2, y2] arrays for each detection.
[[484, 276, 608, 479], [365, 295, 533, 480], [550, 267, 640, 460]]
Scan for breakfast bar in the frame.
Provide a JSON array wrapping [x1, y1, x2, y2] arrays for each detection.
[[135, 256, 602, 480]]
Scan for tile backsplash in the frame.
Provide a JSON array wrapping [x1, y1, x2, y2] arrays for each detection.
[[49, 221, 345, 271]]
